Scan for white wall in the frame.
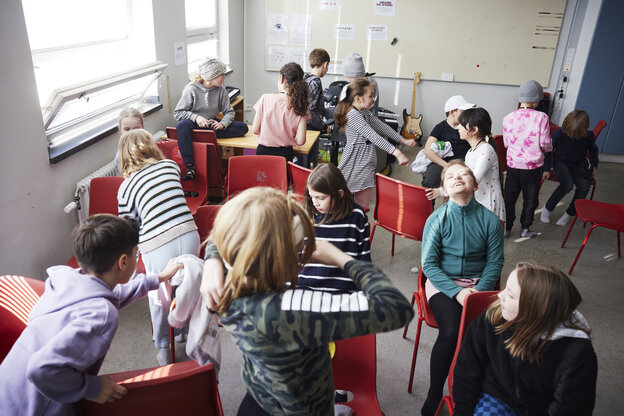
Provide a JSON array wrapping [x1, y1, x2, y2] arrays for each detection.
[[242, 0, 600, 133], [0, 0, 244, 278]]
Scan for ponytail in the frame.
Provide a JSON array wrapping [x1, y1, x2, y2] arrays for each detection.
[[334, 78, 371, 132], [280, 62, 309, 117]]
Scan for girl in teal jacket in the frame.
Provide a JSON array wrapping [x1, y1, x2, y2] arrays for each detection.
[[420, 160, 504, 416]]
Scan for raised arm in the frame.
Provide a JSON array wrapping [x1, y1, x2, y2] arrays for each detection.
[[348, 109, 396, 155]]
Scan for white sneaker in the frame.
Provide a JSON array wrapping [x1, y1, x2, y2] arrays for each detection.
[[156, 347, 172, 366], [410, 266, 419, 274], [175, 333, 187, 343], [540, 207, 551, 223], [556, 212, 572, 227]]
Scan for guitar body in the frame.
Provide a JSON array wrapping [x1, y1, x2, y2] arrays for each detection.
[[402, 72, 424, 145]]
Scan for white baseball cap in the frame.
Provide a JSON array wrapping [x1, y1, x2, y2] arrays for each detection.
[[444, 95, 476, 112]]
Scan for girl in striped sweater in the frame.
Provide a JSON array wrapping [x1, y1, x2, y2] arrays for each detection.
[[117, 129, 200, 365]]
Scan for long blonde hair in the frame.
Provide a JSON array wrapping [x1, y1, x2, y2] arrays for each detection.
[[118, 129, 163, 178], [486, 262, 589, 363], [209, 187, 316, 314]]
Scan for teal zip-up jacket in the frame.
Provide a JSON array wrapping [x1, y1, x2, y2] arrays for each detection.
[[421, 198, 504, 299]]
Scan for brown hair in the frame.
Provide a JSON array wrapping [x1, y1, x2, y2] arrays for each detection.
[[304, 163, 354, 223], [72, 214, 139, 275], [118, 107, 144, 130], [486, 262, 589, 363], [562, 109, 590, 140], [118, 129, 163, 178], [209, 188, 316, 314], [334, 78, 372, 132], [309, 48, 330, 68], [280, 62, 309, 117], [440, 160, 478, 191]]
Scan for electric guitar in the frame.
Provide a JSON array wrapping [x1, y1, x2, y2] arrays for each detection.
[[402, 72, 423, 144]]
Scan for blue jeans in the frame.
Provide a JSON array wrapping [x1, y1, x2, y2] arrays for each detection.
[[176, 119, 249, 165], [545, 161, 590, 216]]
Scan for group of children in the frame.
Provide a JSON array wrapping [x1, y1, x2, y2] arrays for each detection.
[[0, 50, 600, 415]]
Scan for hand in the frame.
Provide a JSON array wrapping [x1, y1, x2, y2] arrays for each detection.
[[157, 258, 183, 283], [309, 240, 353, 269], [92, 376, 127, 404], [325, 125, 332, 134], [425, 188, 441, 201], [392, 149, 410, 166], [200, 259, 225, 310], [542, 171, 551, 181], [456, 288, 478, 306], [196, 116, 211, 128], [210, 120, 225, 130], [591, 167, 597, 178], [401, 138, 417, 148]]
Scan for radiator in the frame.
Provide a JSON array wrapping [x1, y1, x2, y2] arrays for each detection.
[[65, 160, 118, 223]]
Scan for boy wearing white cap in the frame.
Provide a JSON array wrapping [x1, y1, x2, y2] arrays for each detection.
[[421, 95, 476, 190], [174, 57, 248, 180]]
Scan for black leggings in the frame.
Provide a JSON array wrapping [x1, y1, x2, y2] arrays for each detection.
[[421, 292, 463, 416]]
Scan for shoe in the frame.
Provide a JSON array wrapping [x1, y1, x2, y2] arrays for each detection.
[[520, 228, 537, 238], [181, 163, 196, 181], [410, 266, 419, 274], [334, 391, 348, 403], [540, 207, 551, 223], [504, 230, 511, 238], [175, 333, 187, 343], [156, 347, 172, 366], [556, 212, 572, 227]]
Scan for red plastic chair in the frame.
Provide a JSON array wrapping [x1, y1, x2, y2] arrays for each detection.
[[287, 161, 312, 201], [0, 275, 45, 363], [438, 291, 499, 415], [78, 360, 223, 415], [166, 127, 229, 177], [195, 205, 222, 259], [332, 334, 384, 415], [226, 155, 288, 198], [561, 200, 623, 274], [491, 135, 507, 174], [370, 173, 432, 256]]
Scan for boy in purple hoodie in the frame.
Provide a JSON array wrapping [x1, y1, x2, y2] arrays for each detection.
[[0, 214, 183, 415]]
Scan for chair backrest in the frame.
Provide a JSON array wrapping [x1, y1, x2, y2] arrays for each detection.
[[89, 177, 125, 216], [287, 161, 312, 200], [195, 205, 222, 258], [491, 135, 507, 173], [331, 334, 382, 414], [0, 275, 45, 363], [373, 173, 431, 241], [226, 155, 288, 198], [78, 361, 224, 415], [418, 269, 438, 328], [166, 127, 219, 146], [593, 119, 607, 139]]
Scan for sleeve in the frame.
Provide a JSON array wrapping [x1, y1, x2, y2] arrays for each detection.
[[586, 132, 599, 169], [368, 111, 403, 145], [539, 115, 553, 153], [261, 260, 414, 347], [548, 341, 597, 416], [429, 122, 443, 140], [117, 180, 139, 221], [474, 215, 504, 292], [219, 88, 235, 128], [470, 146, 492, 184], [173, 85, 198, 122], [355, 209, 371, 262], [348, 110, 396, 154], [421, 213, 462, 299], [452, 315, 490, 415], [26, 305, 117, 402], [544, 130, 560, 172], [501, 115, 512, 149], [253, 95, 264, 120], [306, 78, 327, 131], [113, 274, 159, 309]]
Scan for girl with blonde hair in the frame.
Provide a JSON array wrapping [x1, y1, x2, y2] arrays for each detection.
[[201, 187, 414, 415], [117, 129, 199, 365]]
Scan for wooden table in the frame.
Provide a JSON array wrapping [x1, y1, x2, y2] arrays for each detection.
[[216, 128, 321, 168]]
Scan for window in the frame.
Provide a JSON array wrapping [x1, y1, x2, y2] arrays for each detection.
[[22, 0, 164, 163], [185, 0, 219, 76]]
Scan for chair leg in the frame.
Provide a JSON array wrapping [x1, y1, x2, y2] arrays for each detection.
[[391, 234, 396, 257], [618, 231, 621, 258], [170, 326, 176, 364], [562, 215, 579, 248], [403, 293, 416, 339], [569, 224, 599, 274], [583, 185, 597, 229], [370, 222, 377, 245], [437, 396, 453, 416], [407, 317, 425, 393]]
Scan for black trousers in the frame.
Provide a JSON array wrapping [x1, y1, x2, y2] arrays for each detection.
[[237, 392, 270, 416], [504, 167, 542, 230], [256, 144, 294, 162]]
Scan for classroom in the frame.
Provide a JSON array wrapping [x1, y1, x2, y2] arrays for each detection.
[[0, 0, 622, 414]]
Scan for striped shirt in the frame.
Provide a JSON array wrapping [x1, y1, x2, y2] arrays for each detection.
[[118, 159, 197, 253], [297, 205, 371, 293]]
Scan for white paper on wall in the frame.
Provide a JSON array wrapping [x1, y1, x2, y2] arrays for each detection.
[[334, 23, 355, 40], [319, 0, 339, 11], [373, 0, 396, 16], [267, 13, 289, 44], [290, 14, 312, 46], [367, 24, 388, 41]]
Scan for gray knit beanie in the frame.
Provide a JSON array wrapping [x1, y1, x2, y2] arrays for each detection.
[[518, 80, 543, 103], [343, 53, 366, 78], [199, 57, 226, 81]]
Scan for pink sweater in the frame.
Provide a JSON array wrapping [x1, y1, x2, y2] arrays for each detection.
[[253, 94, 309, 147], [502, 109, 552, 170]]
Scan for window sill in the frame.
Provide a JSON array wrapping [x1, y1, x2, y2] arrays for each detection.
[[47, 102, 162, 164]]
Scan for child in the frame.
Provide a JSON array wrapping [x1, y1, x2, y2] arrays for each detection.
[[174, 57, 249, 180], [304, 48, 331, 133], [117, 129, 200, 365], [0, 214, 182, 415], [114, 107, 145, 176], [502, 80, 552, 238], [453, 262, 597, 415], [420, 160, 504, 416], [340, 52, 380, 115], [298, 163, 371, 293], [335, 78, 414, 209], [201, 187, 414, 415], [541, 109, 599, 226], [427, 107, 505, 222], [252, 62, 309, 161], [421, 95, 476, 191]]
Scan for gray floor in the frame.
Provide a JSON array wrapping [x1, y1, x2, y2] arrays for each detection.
[[102, 146, 624, 415]]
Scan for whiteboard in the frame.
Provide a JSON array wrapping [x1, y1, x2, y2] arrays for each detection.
[[265, 0, 566, 86]]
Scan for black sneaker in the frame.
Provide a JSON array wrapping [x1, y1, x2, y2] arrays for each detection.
[[334, 391, 348, 403]]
